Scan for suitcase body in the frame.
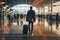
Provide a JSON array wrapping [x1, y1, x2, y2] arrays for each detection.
[[23, 25, 29, 35]]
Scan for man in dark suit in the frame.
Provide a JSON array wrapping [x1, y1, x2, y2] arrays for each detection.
[[26, 6, 35, 35]]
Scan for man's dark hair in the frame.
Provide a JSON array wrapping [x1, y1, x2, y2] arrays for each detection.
[[30, 6, 32, 10]]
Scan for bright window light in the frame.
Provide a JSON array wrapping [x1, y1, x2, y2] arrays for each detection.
[[12, 4, 38, 14]]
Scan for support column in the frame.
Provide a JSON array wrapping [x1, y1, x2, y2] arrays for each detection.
[[43, 5, 45, 14], [50, 0, 53, 33], [41, 6, 43, 14], [40, 6, 41, 14], [48, 4, 50, 14], [37, 7, 40, 14]]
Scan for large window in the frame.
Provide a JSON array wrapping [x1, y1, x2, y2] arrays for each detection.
[[45, 1, 60, 14], [12, 4, 38, 14], [53, 1, 60, 13]]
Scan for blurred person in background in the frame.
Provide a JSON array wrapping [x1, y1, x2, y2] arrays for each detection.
[[20, 14, 23, 25], [17, 14, 20, 26], [56, 13, 59, 30], [14, 14, 17, 22], [7, 13, 14, 26]]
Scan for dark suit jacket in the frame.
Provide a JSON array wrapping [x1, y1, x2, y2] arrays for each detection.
[[26, 10, 35, 22]]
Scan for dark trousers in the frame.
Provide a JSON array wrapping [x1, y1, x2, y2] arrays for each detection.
[[28, 22, 33, 34]]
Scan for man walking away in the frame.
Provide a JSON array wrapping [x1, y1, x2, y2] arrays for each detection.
[[26, 6, 35, 35]]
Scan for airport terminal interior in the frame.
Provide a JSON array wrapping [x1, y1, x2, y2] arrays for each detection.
[[0, 0, 60, 40]]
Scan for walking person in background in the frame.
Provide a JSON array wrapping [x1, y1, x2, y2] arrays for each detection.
[[56, 13, 59, 30], [7, 14, 14, 26], [38, 14, 41, 23], [17, 14, 20, 26], [14, 14, 17, 22], [26, 6, 35, 35], [20, 14, 23, 25]]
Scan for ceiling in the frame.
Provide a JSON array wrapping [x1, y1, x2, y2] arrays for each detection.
[[0, 0, 60, 7]]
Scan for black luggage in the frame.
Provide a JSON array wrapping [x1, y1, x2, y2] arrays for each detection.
[[23, 25, 29, 35]]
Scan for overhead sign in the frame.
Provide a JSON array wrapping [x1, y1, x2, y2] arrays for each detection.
[[0, 2, 5, 8]]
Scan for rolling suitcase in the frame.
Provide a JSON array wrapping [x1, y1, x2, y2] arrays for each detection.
[[23, 25, 29, 35]]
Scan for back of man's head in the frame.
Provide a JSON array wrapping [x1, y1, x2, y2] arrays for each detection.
[[30, 6, 32, 10]]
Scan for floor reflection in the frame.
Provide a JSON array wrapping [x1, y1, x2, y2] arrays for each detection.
[[0, 18, 60, 40]]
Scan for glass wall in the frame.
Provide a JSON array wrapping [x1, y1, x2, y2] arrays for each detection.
[[44, 1, 60, 14]]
